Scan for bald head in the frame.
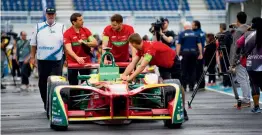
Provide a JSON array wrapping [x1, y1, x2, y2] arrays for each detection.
[[183, 21, 192, 30], [20, 31, 27, 40]]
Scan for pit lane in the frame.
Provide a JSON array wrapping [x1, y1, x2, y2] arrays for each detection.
[[1, 84, 262, 135]]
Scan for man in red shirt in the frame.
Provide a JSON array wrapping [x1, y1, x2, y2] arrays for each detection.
[[102, 14, 135, 72], [121, 33, 178, 81], [121, 33, 188, 121], [64, 13, 97, 85]]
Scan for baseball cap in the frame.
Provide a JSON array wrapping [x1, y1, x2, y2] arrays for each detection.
[[46, 7, 56, 14]]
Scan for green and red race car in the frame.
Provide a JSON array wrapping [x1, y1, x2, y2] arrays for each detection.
[[46, 48, 185, 131]]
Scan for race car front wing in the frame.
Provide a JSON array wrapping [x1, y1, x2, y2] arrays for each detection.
[[49, 84, 184, 129]]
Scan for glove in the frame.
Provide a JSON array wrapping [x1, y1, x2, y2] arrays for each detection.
[[81, 43, 94, 58]]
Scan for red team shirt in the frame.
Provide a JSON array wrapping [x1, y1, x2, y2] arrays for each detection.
[[136, 41, 176, 68], [63, 26, 93, 63], [103, 24, 134, 62]]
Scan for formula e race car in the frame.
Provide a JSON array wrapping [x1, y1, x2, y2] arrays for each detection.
[[46, 48, 184, 131]]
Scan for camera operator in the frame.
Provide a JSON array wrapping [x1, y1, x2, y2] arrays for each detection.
[[192, 20, 206, 89], [217, 23, 233, 88], [176, 22, 203, 91], [151, 18, 175, 47], [229, 11, 251, 107]]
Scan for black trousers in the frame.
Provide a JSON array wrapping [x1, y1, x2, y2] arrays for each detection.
[[12, 59, 21, 77], [248, 71, 262, 96], [220, 57, 231, 87], [68, 69, 91, 85], [196, 59, 205, 88], [207, 64, 216, 83], [19, 62, 31, 85], [181, 51, 197, 90], [38, 60, 63, 106], [159, 56, 182, 81]]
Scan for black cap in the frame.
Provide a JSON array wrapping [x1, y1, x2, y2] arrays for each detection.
[[46, 7, 56, 14]]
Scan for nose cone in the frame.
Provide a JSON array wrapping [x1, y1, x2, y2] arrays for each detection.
[[108, 84, 128, 95]]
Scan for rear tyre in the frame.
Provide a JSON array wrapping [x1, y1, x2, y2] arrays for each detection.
[[162, 79, 182, 129], [46, 76, 69, 119]]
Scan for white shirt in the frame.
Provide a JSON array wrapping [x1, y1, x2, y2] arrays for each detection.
[[30, 21, 66, 60]]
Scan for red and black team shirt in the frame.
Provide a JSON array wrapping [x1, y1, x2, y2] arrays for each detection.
[[63, 26, 93, 63], [136, 41, 176, 68], [103, 24, 134, 62]]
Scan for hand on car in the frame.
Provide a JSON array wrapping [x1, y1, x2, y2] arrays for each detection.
[[76, 57, 86, 64], [120, 74, 128, 81], [104, 59, 109, 65]]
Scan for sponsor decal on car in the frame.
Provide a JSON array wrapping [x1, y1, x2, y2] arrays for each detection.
[[52, 116, 63, 124]]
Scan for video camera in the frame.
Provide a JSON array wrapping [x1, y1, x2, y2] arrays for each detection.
[[229, 24, 237, 29], [215, 33, 226, 47], [1, 31, 18, 49], [149, 17, 166, 41], [149, 17, 165, 34]]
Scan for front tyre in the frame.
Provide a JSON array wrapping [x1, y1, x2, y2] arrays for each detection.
[[46, 76, 69, 119], [162, 79, 183, 129]]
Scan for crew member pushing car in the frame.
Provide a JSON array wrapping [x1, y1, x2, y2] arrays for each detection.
[[121, 33, 189, 121]]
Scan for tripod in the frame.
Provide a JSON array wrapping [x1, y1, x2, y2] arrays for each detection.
[[187, 45, 242, 109]]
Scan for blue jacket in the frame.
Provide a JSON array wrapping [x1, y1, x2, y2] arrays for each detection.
[[193, 29, 206, 50], [178, 30, 201, 50]]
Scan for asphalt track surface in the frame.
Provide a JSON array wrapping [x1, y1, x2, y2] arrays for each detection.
[[1, 78, 262, 135]]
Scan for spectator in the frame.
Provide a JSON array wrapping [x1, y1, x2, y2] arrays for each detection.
[[13, 31, 31, 90], [204, 33, 217, 86], [93, 34, 102, 46], [229, 11, 251, 107], [30, 7, 66, 110], [176, 22, 203, 91], [91, 46, 101, 63], [237, 17, 262, 113], [63, 13, 97, 85], [192, 20, 206, 89], [218, 23, 233, 88], [11, 46, 21, 80], [142, 35, 149, 41]]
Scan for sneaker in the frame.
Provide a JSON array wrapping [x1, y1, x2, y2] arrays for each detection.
[[251, 107, 261, 113], [234, 102, 251, 108], [211, 82, 216, 86], [20, 85, 29, 91], [206, 83, 212, 86], [15, 77, 21, 81]]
